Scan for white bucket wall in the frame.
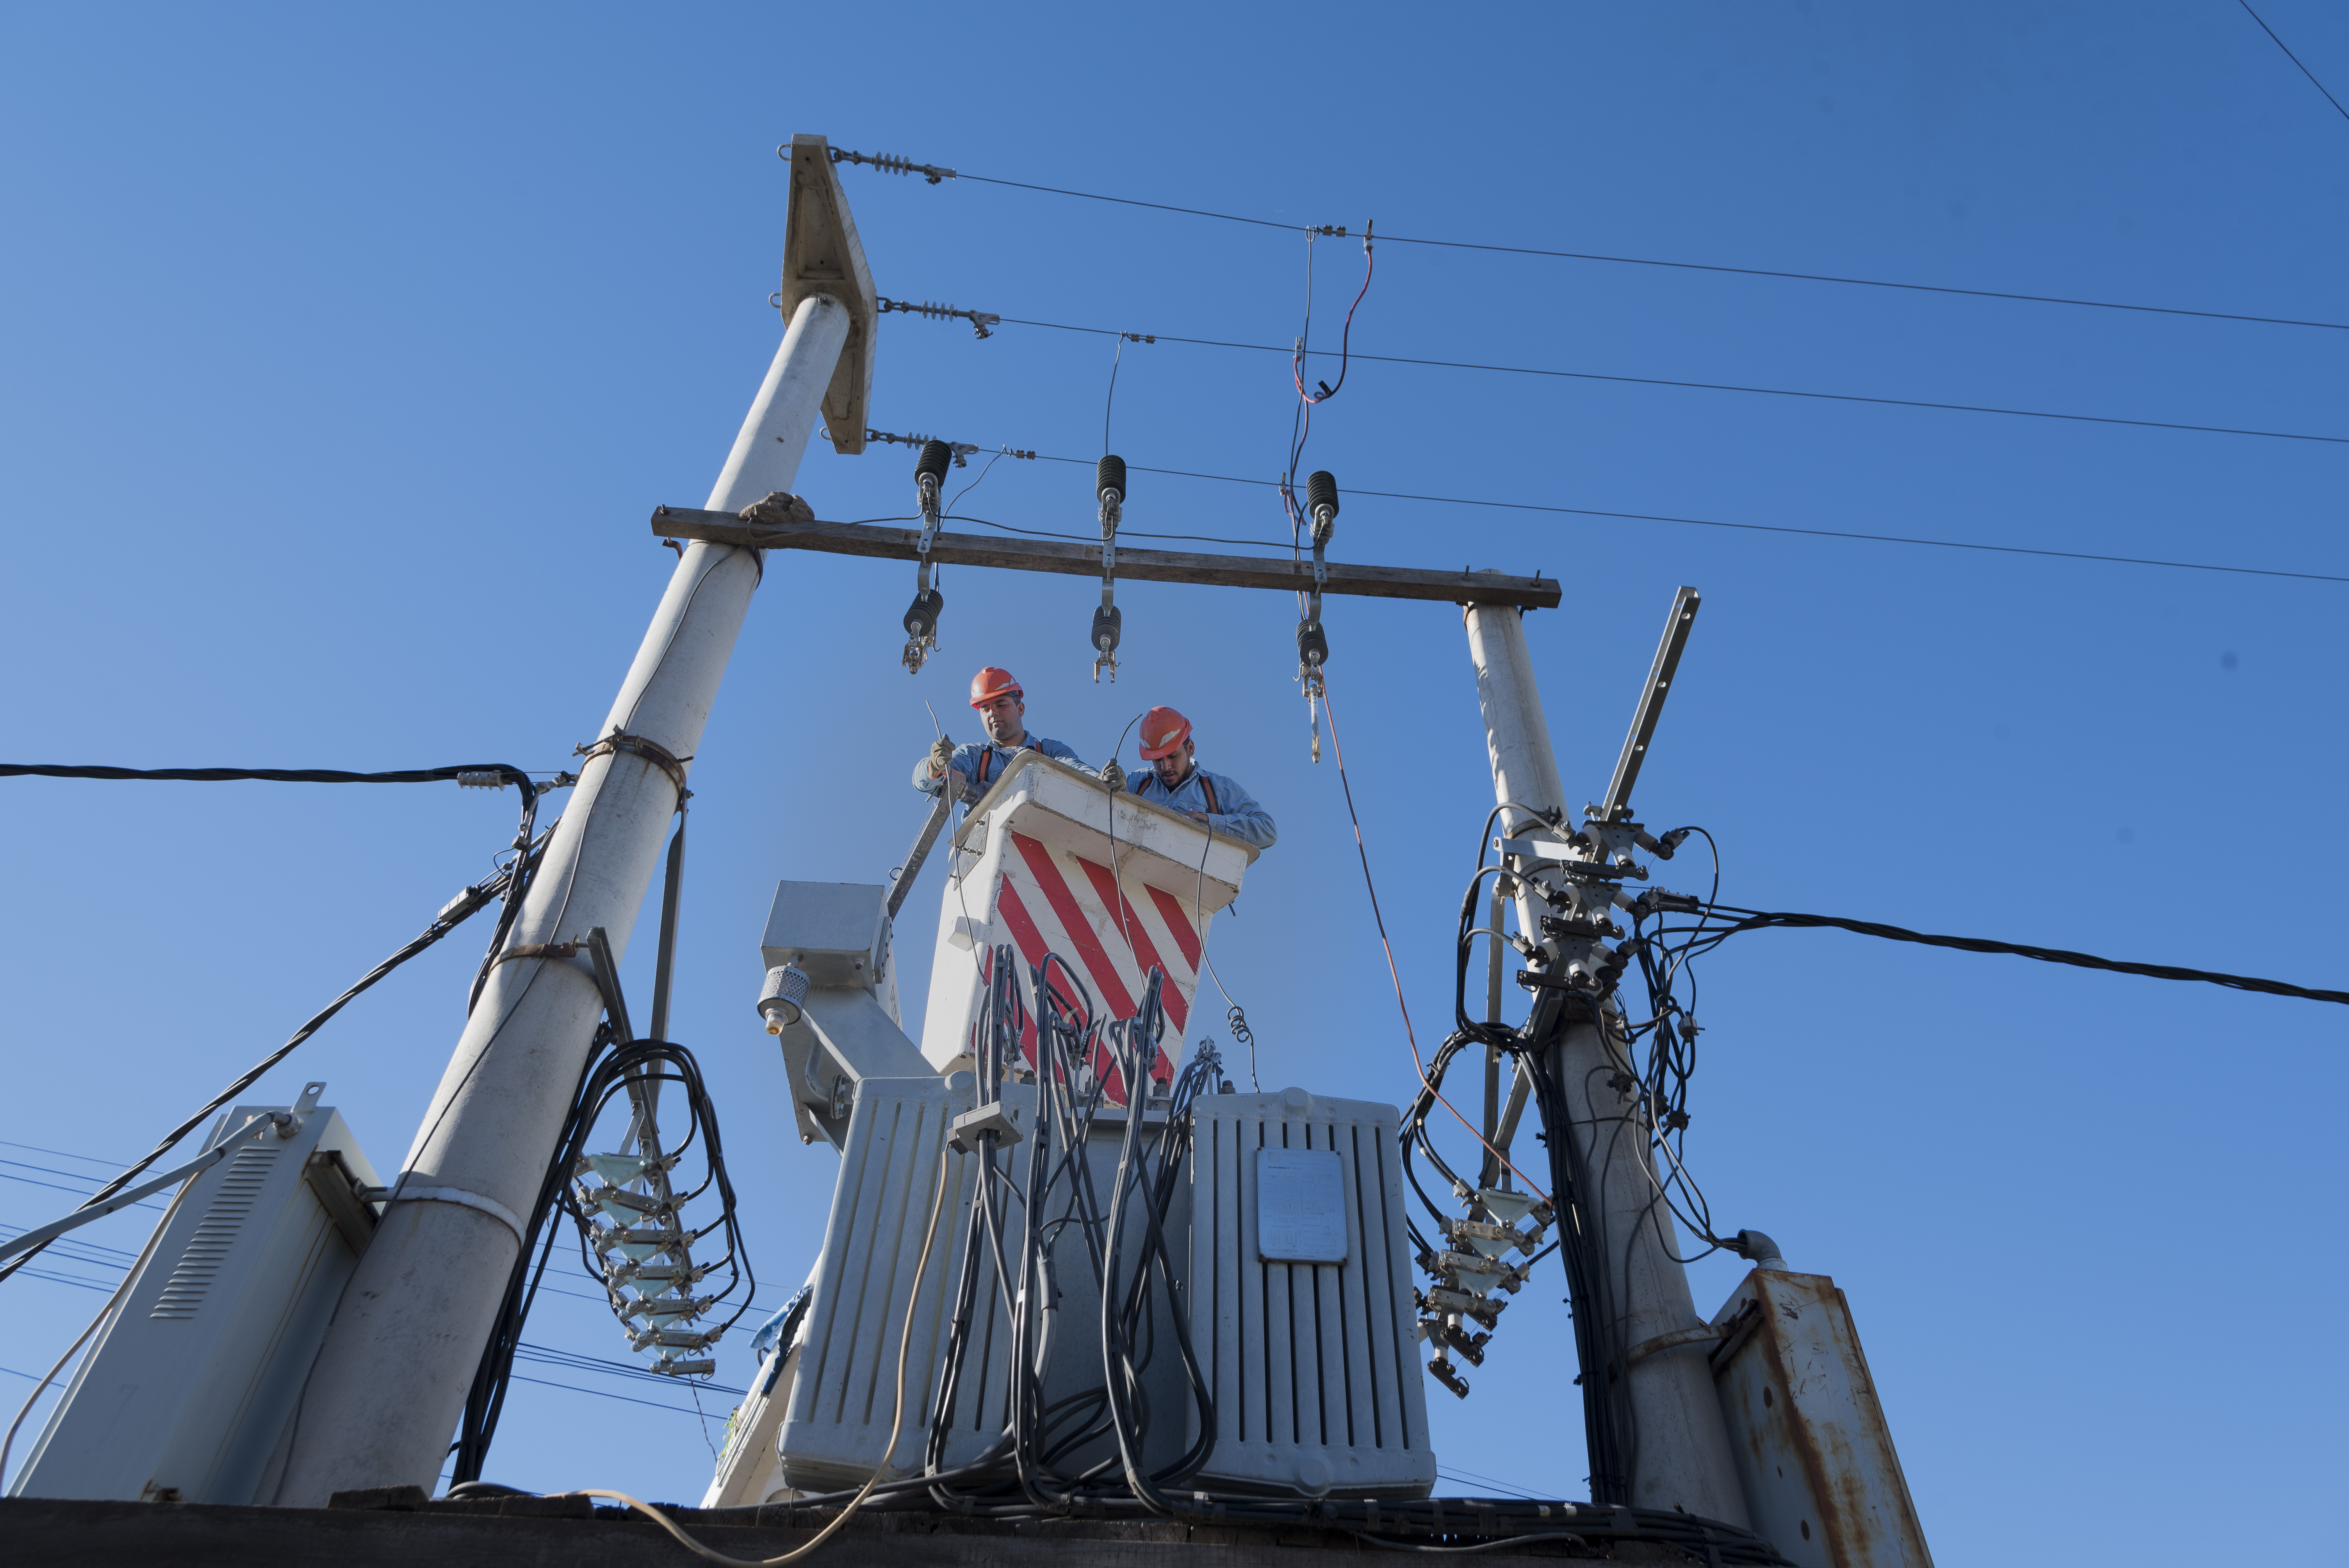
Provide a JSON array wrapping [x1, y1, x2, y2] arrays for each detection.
[[918, 754, 1256, 1101]]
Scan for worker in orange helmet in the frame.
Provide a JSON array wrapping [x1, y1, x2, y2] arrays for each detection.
[[913, 666, 1094, 804], [1111, 705, 1277, 850]]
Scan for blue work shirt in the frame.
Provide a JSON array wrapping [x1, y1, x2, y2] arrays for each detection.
[[913, 734, 1092, 804], [1126, 764, 1277, 850]]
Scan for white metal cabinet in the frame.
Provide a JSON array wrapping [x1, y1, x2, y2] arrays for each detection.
[[11, 1086, 380, 1504]]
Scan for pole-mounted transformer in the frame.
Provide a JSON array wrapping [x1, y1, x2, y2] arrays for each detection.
[[902, 440, 952, 674], [1091, 454, 1125, 682]]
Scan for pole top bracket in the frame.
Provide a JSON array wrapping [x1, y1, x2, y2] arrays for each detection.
[[781, 134, 879, 455]]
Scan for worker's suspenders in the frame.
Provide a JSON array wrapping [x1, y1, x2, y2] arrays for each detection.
[[1136, 770, 1219, 816]]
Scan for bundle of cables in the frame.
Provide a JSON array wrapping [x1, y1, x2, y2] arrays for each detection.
[[454, 1030, 755, 1482], [918, 944, 1218, 1510], [461, 941, 1788, 1565]]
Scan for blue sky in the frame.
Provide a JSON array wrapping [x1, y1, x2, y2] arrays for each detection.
[[2, 3, 2344, 1561]]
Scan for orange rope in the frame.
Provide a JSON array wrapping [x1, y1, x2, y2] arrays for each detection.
[[1319, 680, 1550, 1203]]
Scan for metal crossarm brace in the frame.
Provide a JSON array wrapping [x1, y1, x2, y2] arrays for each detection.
[[1596, 586, 1700, 822]]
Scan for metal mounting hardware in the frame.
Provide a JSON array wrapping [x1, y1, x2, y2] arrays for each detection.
[[1596, 586, 1701, 822], [1625, 1324, 1727, 1367], [1093, 455, 1127, 681], [1541, 914, 1622, 941], [904, 441, 954, 674], [876, 296, 999, 339], [778, 135, 879, 455], [822, 146, 957, 184], [1295, 470, 1341, 687]]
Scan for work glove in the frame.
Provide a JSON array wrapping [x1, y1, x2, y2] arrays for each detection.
[[927, 734, 955, 778], [1102, 758, 1128, 792]]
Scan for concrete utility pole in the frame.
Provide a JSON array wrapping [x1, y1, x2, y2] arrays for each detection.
[[1461, 600, 1748, 1527], [278, 137, 876, 1504]]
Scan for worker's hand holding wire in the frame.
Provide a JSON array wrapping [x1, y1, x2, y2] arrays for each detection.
[[1102, 758, 1128, 792], [927, 734, 955, 777]]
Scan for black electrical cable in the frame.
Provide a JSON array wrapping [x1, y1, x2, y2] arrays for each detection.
[[1695, 905, 2349, 1005], [0, 825, 552, 1288], [916, 953, 1221, 1515], [456, 1033, 756, 1479], [2237, 0, 2349, 125], [977, 313, 2349, 447], [0, 757, 556, 1032], [0, 763, 540, 789]]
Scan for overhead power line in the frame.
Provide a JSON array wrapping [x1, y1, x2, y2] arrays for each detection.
[[0, 763, 542, 788], [918, 309, 2349, 447], [856, 452, 2347, 584], [964, 456, 2347, 585], [2236, 0, 2349, 125], [826, 148, 2349, 333], [1702, 906, 2349, 1006]]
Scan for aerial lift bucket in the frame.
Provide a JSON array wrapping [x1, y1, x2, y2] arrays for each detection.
[[915, 751, 1258, 1100]]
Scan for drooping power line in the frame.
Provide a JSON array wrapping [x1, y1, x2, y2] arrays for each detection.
[[2236, 0, 2349, 125], [826, 149, 2349, 333], [944, 310, 2348, 447], [920, 454, 2349, 586]]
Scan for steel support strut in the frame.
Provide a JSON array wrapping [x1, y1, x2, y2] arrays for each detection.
[[274, 293, 854, 1504], [1460, 597, 1748, 1525]]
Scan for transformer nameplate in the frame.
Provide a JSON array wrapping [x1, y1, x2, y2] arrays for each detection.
[[1256, 1148, 1349, 1263]]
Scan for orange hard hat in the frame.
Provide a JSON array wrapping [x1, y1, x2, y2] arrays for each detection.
[[1137, 706, 1193, 761], [969, 666, 1023, 708]]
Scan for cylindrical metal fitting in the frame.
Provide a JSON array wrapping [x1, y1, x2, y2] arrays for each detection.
[[1097, 454, 1127, 505], [758, 963, 811, 1032]]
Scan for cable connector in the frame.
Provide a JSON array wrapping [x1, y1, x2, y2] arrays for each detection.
[[818, 146, 957, 184], [877, 296, 1000, 338], [454, 770, 511, 790], [864, 429, 996, 466]]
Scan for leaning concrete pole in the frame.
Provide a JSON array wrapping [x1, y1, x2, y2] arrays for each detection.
[[278, 137, 875, 1504], [1461, 600, 1748, 1525]]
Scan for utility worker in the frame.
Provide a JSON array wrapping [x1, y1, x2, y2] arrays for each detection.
[[914, 666, 1093, 804], [1109, 705, 1277, 850]]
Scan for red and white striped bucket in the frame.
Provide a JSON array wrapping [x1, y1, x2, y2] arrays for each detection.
[[916, 753, 1259, 1104]]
